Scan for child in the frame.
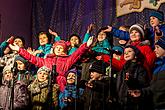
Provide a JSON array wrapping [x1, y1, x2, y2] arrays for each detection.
[[28, 66, 59, 110], [116, 45, 149, 110], [59, 68, 84, 110], [103, 24, 156, 80], [67, 34, 82, 55], [112, 46, 124, 61], [148, 10, 165, 44], [27, 32, 53, 58], [14, 56, 33, 85], [80, 60, 109, 110], [0, 36, 25, 68], [84, 26, 113, 55], [9, 37, 93, 91], [0, 66, 29, 110], [130, 36, 165, 109]]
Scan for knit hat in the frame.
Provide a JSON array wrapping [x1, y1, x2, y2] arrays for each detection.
[[155, 36, 165, 49], [112, 46, 123, 55], [3, 66, 12, 74], [15, 56, 27, 65], [37, 66, 50, 74], [149, 10, 164, 22], [53, 40, 68, 52], [66, 68, 81, 78], [129, 24, 145, 38], [89, 60, 106, 75]]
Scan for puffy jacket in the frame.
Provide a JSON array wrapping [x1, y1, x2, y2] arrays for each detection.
[[18, 43, 89, 91]]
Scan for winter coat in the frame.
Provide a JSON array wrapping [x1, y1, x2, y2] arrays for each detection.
[[28, 80, 59, 110], [36, 44, 52, 58], [16, 70, 34, 85], [0, 40, 8, 57], [80, 78, 110, 110], [59, 85, 84, 110], [116, 61, 149, 110], [142, 57, 165, 109], [83, 32, 111, 55], [148, 24, 165, 47], [0, 80, 29, 110], [102, 41, 156, 80], [0, 52, 18, 67], [17, 43, 89, 91]]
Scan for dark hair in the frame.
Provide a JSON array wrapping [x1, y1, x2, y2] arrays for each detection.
[[38, 31, 52, 44], [96, 27, 113, 47], [14, 36, 25, 46], [68, 34, 82, 44], [124, 45, 144, 63]]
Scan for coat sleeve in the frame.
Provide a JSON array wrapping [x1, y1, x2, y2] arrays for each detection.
[[101, 54, 126, 71], [18, 48, 52, 68], [65, 43, 89, 70], [111, 27, 130, 40], [0, 41, 8, 57], [142, 45, 156, 68], [14, 84, 29, 109]]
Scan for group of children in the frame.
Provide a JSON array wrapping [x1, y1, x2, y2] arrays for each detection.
[[0, 10, 165, 110]]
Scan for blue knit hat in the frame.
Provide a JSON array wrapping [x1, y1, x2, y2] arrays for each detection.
[[112, 46, 123, 54], [149, 10, 164, 22], [15, 56, 28, 65], [66, 68, 81, 78], [155, 36, 165, 49]]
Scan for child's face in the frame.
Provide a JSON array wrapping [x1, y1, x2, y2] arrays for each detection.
[[53, 45, 65, 55], [90, 71, 102, 80], [124, 47, 136, 61], [150, 16, 160, 27], [67, 72, 76, 84], [16, 60, 26, 70], [37, 71, 48, 82], [154, 45, 165, 58], [70, 36, 80, 47], [3, 70, 13, 81], [14, 38, 24, 48], [130, 30, 141, 42], [97, 31, 106, 42], [39, 34, 49, 46]]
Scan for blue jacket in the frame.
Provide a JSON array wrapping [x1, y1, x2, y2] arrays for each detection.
[[111, 24, 165, 48], [0, 41, 8, 57], [153, 57, 165, 75], [59, 85, 84, 109], [36, 43, 52, 58], [36, 35, 61, 58], [83, 33, 111, 54], [92, 39, 111, 54]]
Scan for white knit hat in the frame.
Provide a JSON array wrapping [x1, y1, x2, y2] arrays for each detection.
[[129, 24, 145, 38], [3, 66, 12, 74], [37, 66, 50, 74]]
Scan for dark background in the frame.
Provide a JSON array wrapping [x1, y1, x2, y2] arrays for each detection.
[[0, 0, 165, 48]]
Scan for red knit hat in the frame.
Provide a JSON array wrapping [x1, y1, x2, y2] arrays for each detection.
[[53, 40, 68, 52]]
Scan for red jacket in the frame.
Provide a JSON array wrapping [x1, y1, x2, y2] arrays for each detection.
[[18, 43, 89, 91], [102, 41, 156, 80]]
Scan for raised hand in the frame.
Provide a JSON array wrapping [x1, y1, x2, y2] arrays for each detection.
[[8, 44, 20, 52], [103, 26, 112, 32], [87, 36, 94, 47], [87, 23, 95, 33], [6, 36, 14, 44], [49, 29, 58, 37]]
